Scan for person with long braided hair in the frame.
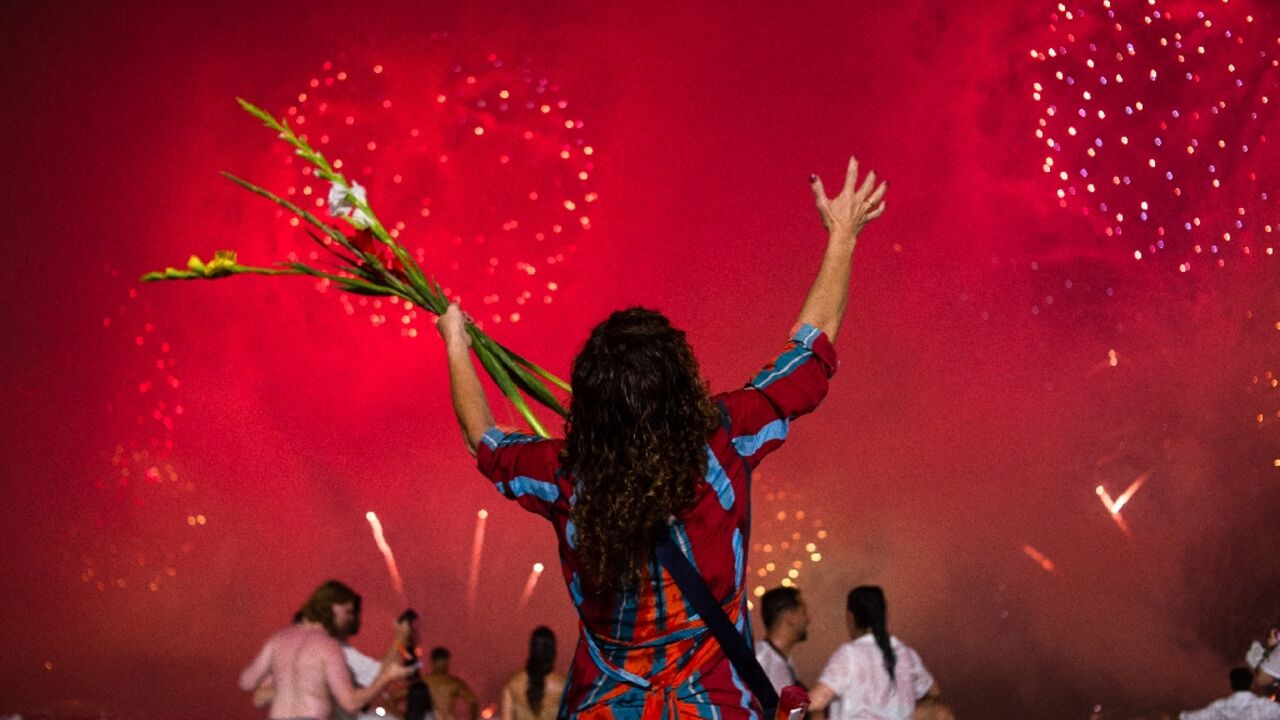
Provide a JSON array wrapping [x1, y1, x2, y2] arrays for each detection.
[[807, 586, 951, 720], [437, 156, 887, 718], [501, 627, 566, 720]]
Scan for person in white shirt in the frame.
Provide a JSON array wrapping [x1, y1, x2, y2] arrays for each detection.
[[1181, 667, 1280, 720], [242, 581, 412, 720], [1254, 624, 1280, 697], [806, 586, 953, 720], [755, 586, 810, 694]]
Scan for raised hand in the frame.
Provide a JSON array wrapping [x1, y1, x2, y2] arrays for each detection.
[[810, 155, 888, 246]]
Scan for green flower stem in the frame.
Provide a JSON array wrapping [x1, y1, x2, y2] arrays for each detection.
[[150, 98, 578, 436]]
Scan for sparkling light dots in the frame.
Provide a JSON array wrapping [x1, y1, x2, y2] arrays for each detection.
[[83, 270, 198, 594], [1031, 0, 1280, 270], [748, 477, 828, 599], [277, 49, 597, 332]]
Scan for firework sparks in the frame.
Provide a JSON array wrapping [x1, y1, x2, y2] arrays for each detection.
[[365, 511, 405, 601], [83, 271, 195, 594], [277, 49, 597, 332], [1030, 0, 1280, 271], [1095, 472, 1148, 536], [467, 508, 487, 618], [1021, 544, 1056, 573], [517, 561, 544, 610], [748, 474, 828, 600]]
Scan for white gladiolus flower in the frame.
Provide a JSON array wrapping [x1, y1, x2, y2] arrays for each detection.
[[327, 180, 373, 229]]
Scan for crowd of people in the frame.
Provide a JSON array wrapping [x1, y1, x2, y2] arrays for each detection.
[[239, 582, 1277, 720], [238, 155, 1276, 720], [239, 578, 953, 720]]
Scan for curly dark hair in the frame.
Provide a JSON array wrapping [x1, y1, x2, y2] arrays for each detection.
[[561, 308, 720, 592]]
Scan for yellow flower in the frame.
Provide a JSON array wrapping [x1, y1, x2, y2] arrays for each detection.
[[184, 250, 239, 278]]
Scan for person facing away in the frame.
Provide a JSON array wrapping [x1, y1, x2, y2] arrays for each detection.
[[255, 592, 410, 720], [437, 156, 887, 718], [1180, 667, 1280, 720], [755, 586, 810, 694], [806, 587, 951, 720], [240, 580, 413, 720], [502, 626, 567, 720], [423, 646, 479, 720]]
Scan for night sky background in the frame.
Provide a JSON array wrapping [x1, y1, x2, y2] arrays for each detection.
[[2, 1, 1280, 719]]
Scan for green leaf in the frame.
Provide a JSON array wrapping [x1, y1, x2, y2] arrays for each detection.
[[473, 342, 550, 438], [475, 333, 568, 417], [501, 346, 572, 392]]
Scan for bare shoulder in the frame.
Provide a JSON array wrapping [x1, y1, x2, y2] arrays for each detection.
[[301, 627, 343, 656], [504, 671, 527, 691], [547, 672, 567, 692]]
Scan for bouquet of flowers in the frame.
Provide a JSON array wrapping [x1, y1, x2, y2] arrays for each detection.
[[142, 99, 569, 436]]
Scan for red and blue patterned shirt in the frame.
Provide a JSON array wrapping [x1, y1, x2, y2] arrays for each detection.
[[477, 324, 837, 720]]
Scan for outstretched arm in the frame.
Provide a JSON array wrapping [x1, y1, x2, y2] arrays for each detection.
[[458, 679, 480, 720], [794, 156, 887, 343], [437, 305, 496, 456], [324, 641, 414, 714]]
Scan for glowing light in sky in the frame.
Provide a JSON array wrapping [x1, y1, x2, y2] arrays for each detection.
[[467, 508, 488, 618], [1095, 472, 1148, 536], [365, 511, 405, 601], [517, 561, 545, 610]]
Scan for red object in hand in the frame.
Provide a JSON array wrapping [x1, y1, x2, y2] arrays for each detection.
[[776, 685, 809, 720]]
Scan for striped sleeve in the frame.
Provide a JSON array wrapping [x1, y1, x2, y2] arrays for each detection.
[[475, 427, 564, 519], [716, 323, 838, 465]]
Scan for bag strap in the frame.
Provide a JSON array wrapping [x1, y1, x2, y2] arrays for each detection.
[[653, 527, 779, 717]]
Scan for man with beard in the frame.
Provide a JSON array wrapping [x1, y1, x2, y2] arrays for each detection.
[[241, 580, 413, 720], [755, 586, 810, 694]]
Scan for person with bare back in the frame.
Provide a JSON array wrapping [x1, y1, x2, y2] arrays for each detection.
[[240, 580, 414, 720]]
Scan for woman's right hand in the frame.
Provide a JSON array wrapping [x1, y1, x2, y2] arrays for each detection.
[[435, 303, 472, 349], [810, 155, 888, 246]]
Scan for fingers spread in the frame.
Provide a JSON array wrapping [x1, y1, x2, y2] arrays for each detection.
[[811, 176, 829, 206], [865, 201, 886, 221], [844, 155, 860, 193], [857, 169, 878, 199], [867, 180, 888, 207]]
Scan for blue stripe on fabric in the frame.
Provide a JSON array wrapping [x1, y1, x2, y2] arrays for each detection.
[[614, 581, 639, 642], [691, 666, 721, 717], [671, 523, 701, 620], [578, 667, 608, 713], [569, 572, 584, 606], [480, 426, 543, 450], [685, 671, 722, 720], [502, 476, 560, 502], [565, 519, 577, 549], [732, 528, 745, 587], [791, 322, 822, 349], [651, 556, 667, 632], [731, 418, 790, 457], [480, 427, 505, 450], [728, 660, 753, 715], [704, 446, 735, 510], [752, 345, 813, 389], [672, 523, 699, 572], [584, 629, 650, 688]]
